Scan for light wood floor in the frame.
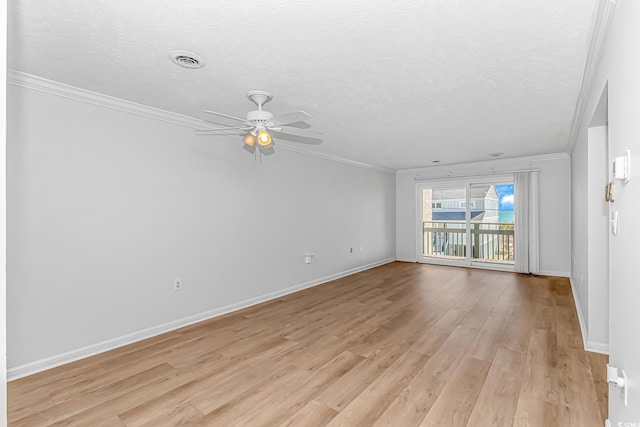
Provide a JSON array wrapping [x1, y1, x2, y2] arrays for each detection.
[[9, 262, 608, 426]]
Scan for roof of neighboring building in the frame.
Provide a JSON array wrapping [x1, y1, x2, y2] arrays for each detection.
[[429, 185, 498, 202], [433, 211, 485, 221]]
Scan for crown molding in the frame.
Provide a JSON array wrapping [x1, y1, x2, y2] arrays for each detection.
[[7, 69, 213, 129], [396, 152, 570, 175], [7, 69, 394, 174], [567, 0, 617, 154], [274, 141, 395, 173]]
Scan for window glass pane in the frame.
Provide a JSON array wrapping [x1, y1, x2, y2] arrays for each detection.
[[422, 187, 467, 259], [470, 183, 515, 264]]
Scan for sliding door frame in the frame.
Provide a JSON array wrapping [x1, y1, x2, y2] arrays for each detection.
[[415, 174, 514, 272]]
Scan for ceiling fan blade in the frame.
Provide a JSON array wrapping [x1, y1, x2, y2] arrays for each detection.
[[196, 129, 250, 137], [272, 126, 323, 139], [202, 110, 249, 124], [196, 133, 246, 137], [202, 117, 244, 127], [271, 111, 311, 126], [196, 125, 253, 132]]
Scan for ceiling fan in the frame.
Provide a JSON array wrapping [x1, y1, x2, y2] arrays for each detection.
[[197, 90, 322, 152]]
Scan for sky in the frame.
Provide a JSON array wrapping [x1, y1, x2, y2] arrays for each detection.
[[495, 184, 514, 211]]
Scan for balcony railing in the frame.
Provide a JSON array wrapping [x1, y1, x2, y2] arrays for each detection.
[[423, 221, 515, 263]]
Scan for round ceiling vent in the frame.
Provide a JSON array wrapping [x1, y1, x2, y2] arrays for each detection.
[[169, 51, 206, 69]]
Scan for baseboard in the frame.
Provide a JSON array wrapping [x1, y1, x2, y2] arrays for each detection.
[[396, 264, 568, 277], [569, 275, 589, 352], [568, 275, 610, 355], [8, 257, 396, 381], [539, 270, 570, 277], [586, 340, 609, 355]]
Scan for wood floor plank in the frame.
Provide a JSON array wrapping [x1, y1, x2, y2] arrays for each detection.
[[48, 358, 229, 427], [7, 263, 607, 427], [48, 335, 227, 405], [325, 350, 429, 427], [7, 389, 55, 423], [466, 347, 527, 427], [373, 326, 479, 426], [556, 305, 585, 349], [513, 400, 559, 427], [513, 329, 559, 425], [588, 351, 609, 421], [554, 346, 603, 426], [467, 307, 512, 361], [94, 415, 127, 427], [185, 341, 306, 415], [313, 344, 412, 412], [7, 331, 180, 395], [228, 351, 363, 427], [524, 329, 559, 402], [279, 400, 338, 427], [500, 298, 536, 353], [459, 277, 507, 329], [12, 364, 177, 426], [190, 365, 310, 426], [409, 309, 469, 356], [138, 404, 204, 427], [419, 355, 490, 426], [117, 353, 242, 426]]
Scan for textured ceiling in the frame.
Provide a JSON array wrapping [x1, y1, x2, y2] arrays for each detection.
[[8, 0, 598, 169]]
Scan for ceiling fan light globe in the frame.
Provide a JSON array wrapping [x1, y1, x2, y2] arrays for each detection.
[[257, 129, 273, 147], [243, 133, 256, 147]]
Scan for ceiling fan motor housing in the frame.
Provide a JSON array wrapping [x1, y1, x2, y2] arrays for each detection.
[[246, 110, 274, 126]]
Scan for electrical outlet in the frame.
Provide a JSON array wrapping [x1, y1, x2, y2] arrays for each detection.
[[360, 244, 364, 252], [173, 278, 183, 292]]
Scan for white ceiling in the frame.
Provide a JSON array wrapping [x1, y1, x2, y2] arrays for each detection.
[[9, 0, 598, 169]]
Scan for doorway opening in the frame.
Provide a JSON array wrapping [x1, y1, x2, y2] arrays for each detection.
[[585, 82, 610, 352]]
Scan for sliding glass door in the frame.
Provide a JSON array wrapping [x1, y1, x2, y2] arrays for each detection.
[[418, 178, 515, 269]]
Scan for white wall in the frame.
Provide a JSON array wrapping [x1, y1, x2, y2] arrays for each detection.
[[1, 0, 7, 422], [6, 82, 396, 374], [396, 155, 572, 276], [572, 1, 640, 423]]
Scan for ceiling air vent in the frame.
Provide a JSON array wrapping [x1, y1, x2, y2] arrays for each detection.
[[169, 51, 206, 69]]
